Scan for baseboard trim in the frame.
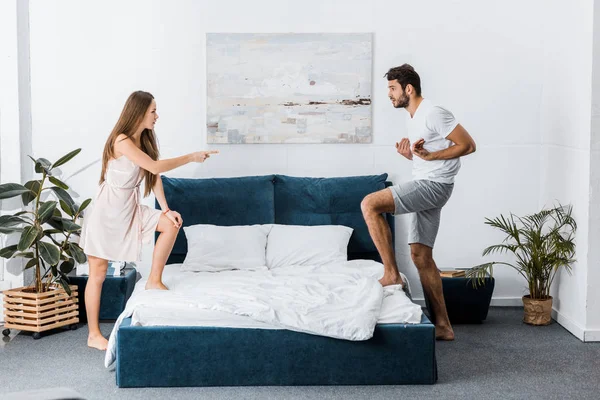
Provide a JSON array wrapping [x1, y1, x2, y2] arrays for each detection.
[[413, 295, 599, 342], [412, 297, 523, 307], [551, 308, 585, 341], [490, 297, 523, 307], [584, 330, 600, 342]]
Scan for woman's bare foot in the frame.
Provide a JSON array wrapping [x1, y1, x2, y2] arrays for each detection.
[[88, 334, 108, 350], [435, 325, 455, 341], [145, 281, 169, 290]]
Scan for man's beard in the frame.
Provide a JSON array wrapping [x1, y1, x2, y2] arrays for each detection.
[[393, 93, 410, 108]]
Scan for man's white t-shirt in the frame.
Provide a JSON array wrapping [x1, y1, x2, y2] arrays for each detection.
[[407, 98, 460, 184]]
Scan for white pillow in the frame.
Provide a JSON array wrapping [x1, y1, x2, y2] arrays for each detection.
[[266, 224, 353, 269], [181, 224, 272, 272]]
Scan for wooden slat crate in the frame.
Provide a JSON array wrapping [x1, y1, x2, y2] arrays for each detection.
[[2, 285, 79, 333]]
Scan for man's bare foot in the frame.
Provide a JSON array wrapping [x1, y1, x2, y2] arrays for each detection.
[[145, 281, 169, 290], [88, 334, 108, 350], [379, 273, 404, 287], [435, 326, 455, 341]]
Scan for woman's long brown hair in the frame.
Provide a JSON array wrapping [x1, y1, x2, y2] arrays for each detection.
[[100, 91, 159, 197]]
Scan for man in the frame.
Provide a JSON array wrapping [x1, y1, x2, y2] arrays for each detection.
[[361, 64, 476, 340]]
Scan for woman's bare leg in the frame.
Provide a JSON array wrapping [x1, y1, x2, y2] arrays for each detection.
[[85, 255, 109, 350], [145, 214, 180, 290]]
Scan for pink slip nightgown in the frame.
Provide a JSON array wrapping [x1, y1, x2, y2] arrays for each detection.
[[79, 155, 162, 262]]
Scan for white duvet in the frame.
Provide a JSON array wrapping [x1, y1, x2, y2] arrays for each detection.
[[104, 259, 422, 367]]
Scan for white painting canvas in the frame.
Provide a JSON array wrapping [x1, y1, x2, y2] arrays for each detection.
[[206, 33, 372, 144]]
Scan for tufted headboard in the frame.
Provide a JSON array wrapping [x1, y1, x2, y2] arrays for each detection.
[[157, 174, 395, 265]]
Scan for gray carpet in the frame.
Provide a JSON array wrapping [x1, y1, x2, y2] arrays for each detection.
[[1, 307, 599, 400]]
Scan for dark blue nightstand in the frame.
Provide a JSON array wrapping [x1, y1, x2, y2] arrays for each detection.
[[67, 267, 137, 321], [425, 277, 495, 324]]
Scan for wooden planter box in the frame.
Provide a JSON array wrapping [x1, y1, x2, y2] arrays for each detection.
[[2, 284, 79, 337]]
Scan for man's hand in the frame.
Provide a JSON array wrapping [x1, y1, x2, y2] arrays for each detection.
[[412, 138, 434, 161], [395, 138, 413, 160]]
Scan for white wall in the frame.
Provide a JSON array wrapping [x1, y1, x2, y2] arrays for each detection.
[[0, 0, 32, 321], [587, 0, 600, 340], [0, 0, 20, 320], [0, 0, 19, 286], [26, 0, 554, 303], [539, 0, 595, 340]]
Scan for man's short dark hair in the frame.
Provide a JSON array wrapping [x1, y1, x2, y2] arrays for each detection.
[[384, 64, 422, 96]]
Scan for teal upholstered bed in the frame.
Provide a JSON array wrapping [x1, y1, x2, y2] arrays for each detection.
[[114, 174, 437, 387]]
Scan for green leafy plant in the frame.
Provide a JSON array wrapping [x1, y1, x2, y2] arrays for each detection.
[[0, 149, 91, 294], [466, 203, 576, 299]]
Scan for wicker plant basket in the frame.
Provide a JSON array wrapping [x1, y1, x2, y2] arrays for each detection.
[[522, 295, 553, 326], [2, 284, 79, 339]]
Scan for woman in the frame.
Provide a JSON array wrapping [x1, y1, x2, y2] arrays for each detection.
[[79, 90, 218, 350]]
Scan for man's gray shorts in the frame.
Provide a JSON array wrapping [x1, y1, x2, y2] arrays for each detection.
[[388, 179, 454, 248]]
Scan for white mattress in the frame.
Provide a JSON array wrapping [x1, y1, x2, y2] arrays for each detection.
[[106, 260, 423, 367], [130, 261, 422, 328]]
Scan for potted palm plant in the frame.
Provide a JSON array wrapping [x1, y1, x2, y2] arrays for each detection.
[[0, 149, 91, 339], [466, 203, 576, 326]]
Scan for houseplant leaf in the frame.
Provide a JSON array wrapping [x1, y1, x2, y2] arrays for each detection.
[[48, 176, 69, 190], [0, 215, 29, 234], [46, 217, 64, 231], [49, 187, 75, 210], [14, 252, 34, 259], [33, 157, 53, 175], [62, 219, 81, 233], [38, 201, 58, 224], [0, 215, 31, 235], [59, 259, 75, 274], [78, 198, 92, 214], [38, 241, 60, 266], [69, 243, 87, 264], [22, 180, 41, 206], [0, 227, 23, 234], [58, 277, 72, 296], [43, 230, 63, 247], [470, 203, 576, 325], [18, 226, 42, 252], [0, 183, 31, 200], [47, 217, 80, 232], [0, 215, 29, 228], [3, 151, 87, 294], [0, 244, 19, 259], [24, 258, 38, 270], [59, 200, 73, 217], [51, 148, 81, 169]]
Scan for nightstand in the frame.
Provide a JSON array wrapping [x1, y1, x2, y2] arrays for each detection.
[[67, 267, 137, 321], [425, 276, 495, 324]]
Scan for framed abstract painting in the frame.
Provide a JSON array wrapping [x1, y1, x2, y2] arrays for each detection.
[[206, 33, 372, 144]]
